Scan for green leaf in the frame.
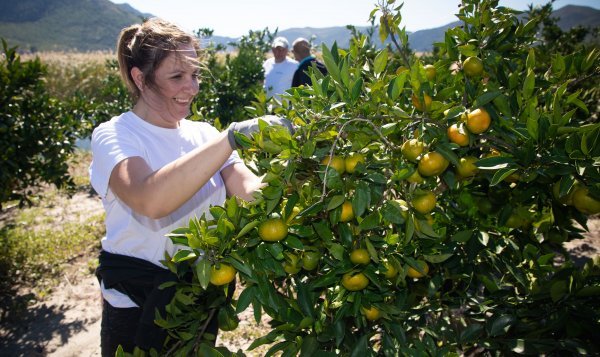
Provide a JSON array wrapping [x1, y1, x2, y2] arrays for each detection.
[[236, 220, 259, 239], [475, 156, 515, 170], [236, 286, 256, 313], [488, 315, 516, 337], [224, 255, 252, 277], [354, 181, 370, 217], [452, 230, 473, 243], [550, 280, 568, 302], [350, 78, 363, 102], [283, 235, 304, 250], [526, 48, 535, 69], [300, 335, 319, 357], [473, 90, 501, 109], [460, 323, 483, 343], [423, 253, 452, 263], [358, 212, 380, 230], [321, 44, 341, 84], [373, 48, 388, 75], [196, 258, 211, 290], [365, 238, 379, 263], [327, 195, 345, 210], [328, 243, 345, 261], [389, 73, 407, 101], [523, 69, 535, 100], [172, 249, 197, 263], [490, 168, 518, 186]]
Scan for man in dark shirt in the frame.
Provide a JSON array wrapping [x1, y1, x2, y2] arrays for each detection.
[[291, 37, 328, 87]]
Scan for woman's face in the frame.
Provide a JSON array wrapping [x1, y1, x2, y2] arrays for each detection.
[[137, 44, 200, 128]]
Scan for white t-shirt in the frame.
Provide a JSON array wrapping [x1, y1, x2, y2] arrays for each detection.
[[90, 111, 242, 307], [263, 57, 298, 102]]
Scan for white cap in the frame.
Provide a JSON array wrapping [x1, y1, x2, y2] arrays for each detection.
[[271, 36, 289, 49]]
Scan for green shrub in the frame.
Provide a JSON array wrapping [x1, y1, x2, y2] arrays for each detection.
[[0, 40, 87, 208]]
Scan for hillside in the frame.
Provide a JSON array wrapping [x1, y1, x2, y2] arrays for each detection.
[[0, 1, 598, 53], [0, 0, 151, 52], [206, 5, 600, 52]]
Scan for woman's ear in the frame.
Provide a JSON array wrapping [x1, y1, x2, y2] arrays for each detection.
[[131, 67, 144, 92]]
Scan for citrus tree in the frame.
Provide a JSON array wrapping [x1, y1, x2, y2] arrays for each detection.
[[160, 0, 600, 355]]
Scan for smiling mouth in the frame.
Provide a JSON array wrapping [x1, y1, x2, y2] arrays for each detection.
[[174, 98, 191, 104]]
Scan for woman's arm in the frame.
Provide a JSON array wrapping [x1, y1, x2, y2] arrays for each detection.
[[109, 130, 233, 219], [221, 162, 264, 202]]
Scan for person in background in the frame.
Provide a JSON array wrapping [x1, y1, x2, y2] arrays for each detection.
[[90, 18, 292, 356], [262, 36, 298, 104], [291, 37, 328, 87]]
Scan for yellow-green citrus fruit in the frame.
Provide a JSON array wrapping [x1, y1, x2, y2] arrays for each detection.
[[466, 108, 491, 134], [412, 94, 432, 112], [456, 156, 479, 178], [345, 153, 365, 174], [401, 139, 425, 163], [341, 272, 369, 291], [412, 191, 437, 214], [406, 260, 429, 279], [361, 306, 382, 321], [340, 201, 355, 222], [572, 186, 600, 215], [418, 152, 449, 177], [447, 123, 470, 147], [350, 248, 370, 265], [463, 56, 484, 77], [321, 155, 345, 174], [258, 218, 288, 241], [424, 64, 437, 81], [210, 264, 236, 286]]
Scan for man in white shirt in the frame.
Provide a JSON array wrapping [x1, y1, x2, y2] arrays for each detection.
[[262, 36, 298, 104]]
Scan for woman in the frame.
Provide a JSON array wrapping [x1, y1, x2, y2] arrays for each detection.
[[90, 18, 290, 355]]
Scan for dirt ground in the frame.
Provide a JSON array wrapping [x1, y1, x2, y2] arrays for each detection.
[[0, 192, 598, 356]]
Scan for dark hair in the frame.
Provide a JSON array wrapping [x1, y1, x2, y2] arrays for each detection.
[[117, 18, 201, 100]]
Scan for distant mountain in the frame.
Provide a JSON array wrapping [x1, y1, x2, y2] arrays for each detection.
[[0, 1, 597, 53], [206, 5, 599, 53], [0, 0, 151, 52]]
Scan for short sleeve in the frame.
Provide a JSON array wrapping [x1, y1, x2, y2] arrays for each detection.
[[89, 121, 143, 199]]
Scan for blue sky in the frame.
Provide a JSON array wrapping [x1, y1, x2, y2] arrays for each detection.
[[110, 0, 600, 38]]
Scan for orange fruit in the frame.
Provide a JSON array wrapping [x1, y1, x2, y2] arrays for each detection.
[[406, 260, 429, 279], [401, 139, 425, 163], [412, 191, 436, 214], [340, 201, 355, 222], [258, 218, 288, 242], [418, 152, 449, 177], [350, 248, 370, 265], [424, 64, 436, 81], [447, 123, 470, 147], [463, 56, 484, 77], [361, 306, 382, 321], [210, 263, 236, 286], [321, 155, 345, 174], [572, 186, 600, 215], [412, 93, 432, 112], [456, 156, 479, 178], [341, 272, 369, 291], [466, 108, 491, 134], [345, 153, 365, 174]]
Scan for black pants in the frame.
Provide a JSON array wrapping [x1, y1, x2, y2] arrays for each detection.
[[100, 299, 142, 356], [100, 292, 226, 356]]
